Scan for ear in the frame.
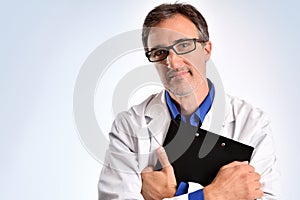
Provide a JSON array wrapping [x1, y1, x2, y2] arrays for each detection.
[[203, 41, 212, 61]]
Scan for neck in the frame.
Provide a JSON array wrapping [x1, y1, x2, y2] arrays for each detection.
[[169, 79, 209, 117]]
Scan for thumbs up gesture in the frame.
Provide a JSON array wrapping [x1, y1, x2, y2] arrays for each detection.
[[141, 147, 177, 200]]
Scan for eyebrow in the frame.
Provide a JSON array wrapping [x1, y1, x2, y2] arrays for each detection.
[[148, 37, 192, 51]]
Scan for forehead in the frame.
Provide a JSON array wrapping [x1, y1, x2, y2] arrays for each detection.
[[147, 14, 199, 48]]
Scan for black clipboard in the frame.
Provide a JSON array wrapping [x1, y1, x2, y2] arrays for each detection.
[[155, 120, 254, 186]]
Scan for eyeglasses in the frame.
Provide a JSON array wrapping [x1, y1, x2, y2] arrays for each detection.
[[145, 38, 206, 62]]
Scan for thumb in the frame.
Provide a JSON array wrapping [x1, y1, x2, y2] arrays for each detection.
[[157, 147, 177, 186], [157, 147, 171, 168]]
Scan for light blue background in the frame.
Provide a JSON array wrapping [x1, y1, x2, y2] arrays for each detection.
[[1, 0, 299, 199]]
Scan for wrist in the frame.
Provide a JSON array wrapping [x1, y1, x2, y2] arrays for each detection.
[[203, 184, 220, 200], [203, 185, 212, 200]]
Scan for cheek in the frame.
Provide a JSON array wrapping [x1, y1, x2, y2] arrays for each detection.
[[184, 48, 205, 64], [184, 54, 206, 76], [184, 55, 204, 69], [155, 65, 167, 76]]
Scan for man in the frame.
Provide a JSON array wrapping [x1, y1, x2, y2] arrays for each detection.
[[98, 3, 279, 200]]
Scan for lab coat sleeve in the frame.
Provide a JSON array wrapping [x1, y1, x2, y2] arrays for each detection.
[[98, 112, 145, 200], [249, 111, 280, 200]]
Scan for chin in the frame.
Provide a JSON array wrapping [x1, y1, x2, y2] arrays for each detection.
[[169, 86, 197, 98]]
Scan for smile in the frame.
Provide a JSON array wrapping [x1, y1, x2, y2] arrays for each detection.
[[168, 70, 191, 79]]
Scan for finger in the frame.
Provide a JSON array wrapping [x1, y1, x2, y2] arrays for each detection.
[[251, 172, 261, 181], [254, 188, 264, 199], [253, 180, 262, 190], [157, 147, 171, 168], [142, 166, 154, 173], [221, 161, 248, 169]]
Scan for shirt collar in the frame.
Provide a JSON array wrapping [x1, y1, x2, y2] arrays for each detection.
[[165, 79, 215, 127]]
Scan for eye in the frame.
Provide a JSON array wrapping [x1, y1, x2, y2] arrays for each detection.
[[153, 49, 167, 57], [178, 42, 192, 48]]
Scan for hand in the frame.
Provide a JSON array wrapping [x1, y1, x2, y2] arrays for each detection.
[[141, 147, 177, 200], [203, 161, 263, 200]]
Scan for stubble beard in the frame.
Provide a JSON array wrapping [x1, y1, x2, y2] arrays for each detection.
[[164, 77, 199, 98]]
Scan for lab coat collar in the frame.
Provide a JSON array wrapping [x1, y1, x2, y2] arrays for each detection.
[[144, 90, 236, 124], [144, 90, 169, 120]]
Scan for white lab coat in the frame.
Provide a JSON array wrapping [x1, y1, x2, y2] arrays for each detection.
[[98, 90, 280, 199]]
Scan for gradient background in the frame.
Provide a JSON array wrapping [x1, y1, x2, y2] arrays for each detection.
[[1, 0, 299, 199]]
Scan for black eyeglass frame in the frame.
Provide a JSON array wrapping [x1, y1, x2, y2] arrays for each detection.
[[145, 38, 207, 62]]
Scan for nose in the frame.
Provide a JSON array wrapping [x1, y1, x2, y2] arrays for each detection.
[[166, 50, 184, 69]]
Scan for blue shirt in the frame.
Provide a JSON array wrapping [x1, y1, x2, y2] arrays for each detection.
[[165, 79, 215, 126], [165, 79, 215, 200]]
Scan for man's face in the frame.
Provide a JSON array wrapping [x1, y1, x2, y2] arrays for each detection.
[[147, 14, 212, 98]]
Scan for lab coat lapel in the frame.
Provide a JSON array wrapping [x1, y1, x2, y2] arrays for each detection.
[[202, 95, 235, 135], [144, 90, 171, 150]]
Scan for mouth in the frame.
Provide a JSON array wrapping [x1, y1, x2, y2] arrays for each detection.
[[168, 70, 191, 79]]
